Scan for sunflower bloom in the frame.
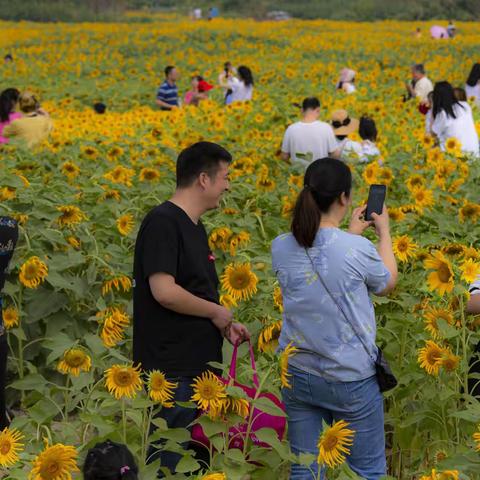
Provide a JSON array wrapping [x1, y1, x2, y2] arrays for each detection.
[[474, 425, 480, 451], [423, 307, 455, 339], [97, 307, 130, 348], [258, 320, 282, 353], [105, 364, 143, 400], [191, 371, 226, 412], [208, 227, 233, 252], [147, 370, 178, 407], [2, 306, 19, 329], [139, 167, 161, 182], [0, 427, 24, 467], [280, 343, 298, 388], [424, 251, 454, 296], [19, 256, 48, 289], [418, 340, 444, 376], [459, 259, 480, 283], [458, 200, 480, 223], [29, 443, 79, 480], [317, 420, 355, 468], [219, 294, 237, 309], [441, 350, 460, 372], [57, 348, 92, 376], [56, 205, 86, 228], [445, 137, 462, 155], [61, 161, 80, 180], [102, 275, 132, 296], [411, 188, 435, 211], [220, 263, 258, 302], [392, 235, 418, 263], [116, 214, 134, 236], [273, 286, 283, 312], [201, 474, 226, 480]]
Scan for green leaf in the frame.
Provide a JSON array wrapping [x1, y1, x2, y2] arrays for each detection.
[[10, 373, 48, 391], [252, 396, 286, 418], [197, 414, 226, 437], [156, 427, 190, 443], [174, 454, 200, 473]]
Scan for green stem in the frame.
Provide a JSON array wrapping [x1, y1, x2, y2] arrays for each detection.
[[64, 375, 71, 420], [17, 286, 24, 405], [122, 397, 127, 444], [459, 295, 469, 396]]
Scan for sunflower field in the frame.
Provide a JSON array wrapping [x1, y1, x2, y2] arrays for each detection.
[[1, 13, 480, 480]]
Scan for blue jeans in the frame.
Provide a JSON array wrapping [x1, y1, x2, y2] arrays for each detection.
[[147, 377, 208, 477], [282, 366, 386, 480]]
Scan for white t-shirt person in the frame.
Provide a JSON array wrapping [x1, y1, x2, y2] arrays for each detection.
[[414, 76, 434, 103], [227, 77, 253, 103], [465, 83, 480, 107], [431, 101, 479, 157], [281, 121, 338, 169]]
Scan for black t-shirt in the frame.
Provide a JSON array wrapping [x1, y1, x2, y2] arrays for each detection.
[[133, 201, 222, 376]]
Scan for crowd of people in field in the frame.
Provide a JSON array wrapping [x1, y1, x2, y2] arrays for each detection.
[[2, 48, 480, 480]]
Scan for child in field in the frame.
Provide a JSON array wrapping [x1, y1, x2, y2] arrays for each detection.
[[343, 116, 382, 163], [336, 68, 356, 94], [184, 75, 214, 106], [0, 88, 21, 144], [83, 440, 138, 480]]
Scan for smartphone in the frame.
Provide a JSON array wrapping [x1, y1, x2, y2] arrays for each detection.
[[365, 184, 387, 221]]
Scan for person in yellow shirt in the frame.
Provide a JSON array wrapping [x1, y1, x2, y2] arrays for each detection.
[[3, 92, 52, 148]]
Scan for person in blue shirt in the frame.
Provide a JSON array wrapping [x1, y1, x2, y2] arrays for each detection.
[[271, 157, 397, 480], [156, 66, 180, 111]]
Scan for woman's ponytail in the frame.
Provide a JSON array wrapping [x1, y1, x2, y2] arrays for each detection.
[[291, 187, 322, 248], [291, 157, 352, 248]]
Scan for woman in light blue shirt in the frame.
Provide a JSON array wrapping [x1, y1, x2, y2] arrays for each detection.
[[271, 158, 397, 480]]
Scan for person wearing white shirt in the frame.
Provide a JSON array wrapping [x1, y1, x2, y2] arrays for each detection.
[[431, 81, 479, 157], [465, 63, 480, 107], [222, 66, 253, 104], [343, 116, 382, 163], [281, 97, 340, 169], [466, 274, 480, 398], [406, 64, 433, 103], [336, 68, 356, 94], [330, 109, 359, 158]]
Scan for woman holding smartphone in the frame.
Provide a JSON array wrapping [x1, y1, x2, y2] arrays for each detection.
[[271, 158, 397, 480]]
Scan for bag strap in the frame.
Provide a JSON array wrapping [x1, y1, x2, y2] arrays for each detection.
[[305, 248, 377, 364], [229, 340, 260, 388]]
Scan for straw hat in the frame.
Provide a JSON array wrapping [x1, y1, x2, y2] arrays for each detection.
[[330, 109, 359, 136], [339, 68, 356, 83], [18, 91, 39, 113]]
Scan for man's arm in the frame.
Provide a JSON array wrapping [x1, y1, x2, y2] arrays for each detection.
[[149, 272, 231, 329], [329, 148, 341, 159], [280, 151, 290, 163], [156, 98, 175, 109], [467, 294, 480, 314]]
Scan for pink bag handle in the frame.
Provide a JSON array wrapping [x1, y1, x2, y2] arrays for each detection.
[[228, 340, 260, 388]]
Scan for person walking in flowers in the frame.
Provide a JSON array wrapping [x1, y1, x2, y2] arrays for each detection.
[[133, 142, 250, 476]]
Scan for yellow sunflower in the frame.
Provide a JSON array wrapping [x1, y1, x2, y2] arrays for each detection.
[[2, 306, 19, 329], [474, 425, 480, 451], [418, 340, 444, 376], [201, 474, 226, 480], [441, 351, 460, 372], [147, 370, 178, 407], [463, 247, 480, 261], [392, 235, 418, 263], [317, 420, 355, 468], [139, 167, 161, 182], [116, 214, 134, 236], [458, 200, 480, 223], [220, 263, 258, 302], [388, 207, 406, 222], [411, 188, 435, 211], [219, 294, 238, 309], [66, 236, 80, 249], [406, 174, 426, 193], [445, 137, 462, 155], [190, 371, 226, 412], [229, 231, 250, 256], [19, 256, 48, 289], [0, 427, 24, 467], [56, 205, 86, 228], [424, 251, 454, 296], [208, 227, 233, 252], [459, 259, 480, 283], [423, 307, 455, 339], [102, 275, 132, 296], [273, 286, 283, 312], [280, 343, 298, 389], [97, 307, 130, 348], [60, 161, 80, 180], [57, 348, 92, 376], [258, 320, 282, 353], [29, 443, 79, 480], [104, 364, 143, 400]]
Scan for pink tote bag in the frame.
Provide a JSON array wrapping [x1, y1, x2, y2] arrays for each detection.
[[191, 341, 286, 450]]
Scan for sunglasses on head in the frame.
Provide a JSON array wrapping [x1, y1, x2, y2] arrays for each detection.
[[332, 117, 351, 129]]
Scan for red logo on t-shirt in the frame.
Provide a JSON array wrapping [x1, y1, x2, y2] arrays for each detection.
[[208, 252, 216, 262]]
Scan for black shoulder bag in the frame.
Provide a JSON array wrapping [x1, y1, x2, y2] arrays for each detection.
[[305, 249, 397, 393]]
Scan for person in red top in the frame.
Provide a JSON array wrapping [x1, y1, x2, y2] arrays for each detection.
[[184, 75, 214, 106]]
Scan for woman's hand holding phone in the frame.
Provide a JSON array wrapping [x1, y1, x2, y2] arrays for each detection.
[[370, 204, 390, 237], [348, 205, 372, 235]]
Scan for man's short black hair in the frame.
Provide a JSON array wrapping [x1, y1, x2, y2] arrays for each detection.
[[302, 97, 320, 111], [176, 142, 232, 188], [165, 65, 175, 77], [412, 63, 425, 75]]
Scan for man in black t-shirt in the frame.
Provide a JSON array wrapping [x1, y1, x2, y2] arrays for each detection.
[[133, 141, 250, 475]]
